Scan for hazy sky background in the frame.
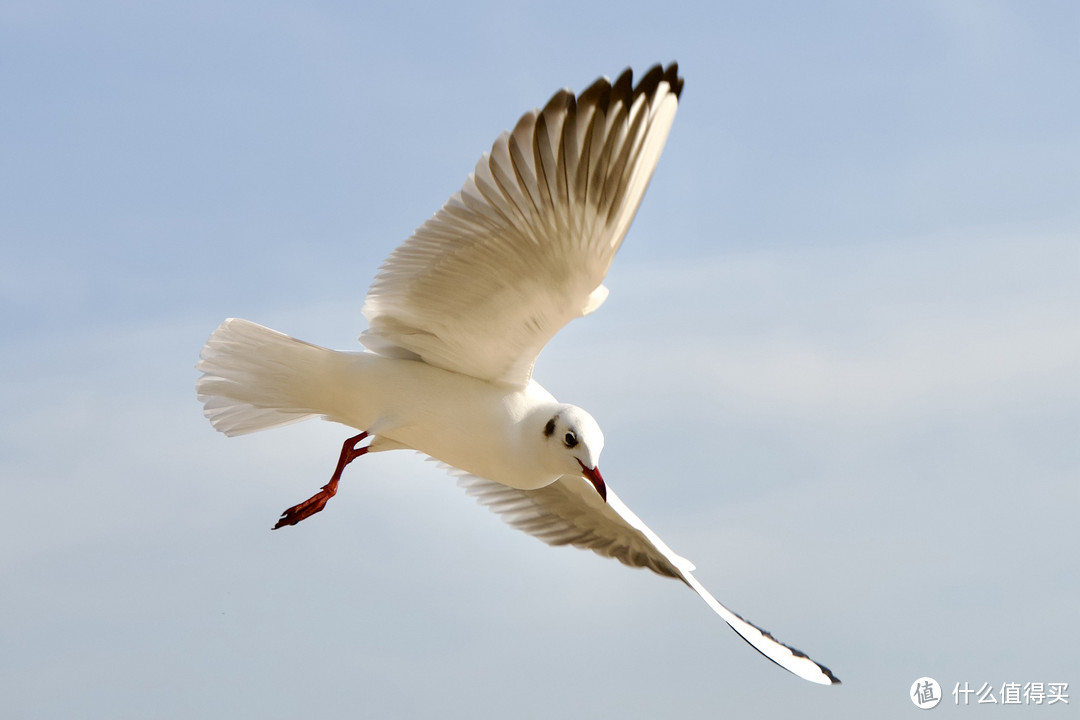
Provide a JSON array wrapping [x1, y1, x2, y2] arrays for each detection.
[[3, 1, 1078, 717]]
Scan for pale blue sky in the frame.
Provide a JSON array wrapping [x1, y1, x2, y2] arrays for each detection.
[[3, 2, 1078, 718]]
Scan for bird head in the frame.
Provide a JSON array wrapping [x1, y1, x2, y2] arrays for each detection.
[[541, 405, 606, 501]]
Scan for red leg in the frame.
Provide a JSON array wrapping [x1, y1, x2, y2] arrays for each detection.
[[273, 431, 369, 529]]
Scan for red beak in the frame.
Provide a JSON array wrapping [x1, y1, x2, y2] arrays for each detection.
[[577, 460, 607, 502]]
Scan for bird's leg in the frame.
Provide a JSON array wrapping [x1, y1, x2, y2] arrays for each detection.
[[272, 431, 370, 529]]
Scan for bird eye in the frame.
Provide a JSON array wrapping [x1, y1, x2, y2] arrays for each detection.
[[563, 431, 578, 448]]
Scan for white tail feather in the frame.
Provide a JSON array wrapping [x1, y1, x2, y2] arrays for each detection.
[[196, 318, 343, 436]]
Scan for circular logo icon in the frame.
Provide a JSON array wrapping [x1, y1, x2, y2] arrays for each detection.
[[911, 677, 942, 709]]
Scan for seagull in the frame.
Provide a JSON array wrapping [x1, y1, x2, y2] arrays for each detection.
[[195, 63, 839, 686]]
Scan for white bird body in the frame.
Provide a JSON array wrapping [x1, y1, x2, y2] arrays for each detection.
[[196, 64, 840, 685], [198, 319, 586, 491]]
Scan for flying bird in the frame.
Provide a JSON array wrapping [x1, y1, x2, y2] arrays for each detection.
[[195, 63, 839, 685]]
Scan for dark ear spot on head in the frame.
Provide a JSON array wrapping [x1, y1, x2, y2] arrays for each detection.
[[543, 418, 556, 437]]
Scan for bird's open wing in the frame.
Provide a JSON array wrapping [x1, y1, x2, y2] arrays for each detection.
[[360, 64, 683, 387], [457, 473, 840, 686]]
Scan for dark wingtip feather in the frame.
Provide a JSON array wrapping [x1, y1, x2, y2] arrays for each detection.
[[722, 605, 842, 686], [578, 73, 612, 113], [610, 66, 634, 110], [633, 64, 665, 101], [541, 88, 574, 117], [663, 62, 684, 99]]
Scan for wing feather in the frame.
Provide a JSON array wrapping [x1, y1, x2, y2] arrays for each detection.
[[361, 64, 683, 386], [457, 473, 840, 686], [459, 472, 689, 577]]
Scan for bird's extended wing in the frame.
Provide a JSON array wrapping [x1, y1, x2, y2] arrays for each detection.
[[360, 64, 683, 387], [458, 474, 840, 686]]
